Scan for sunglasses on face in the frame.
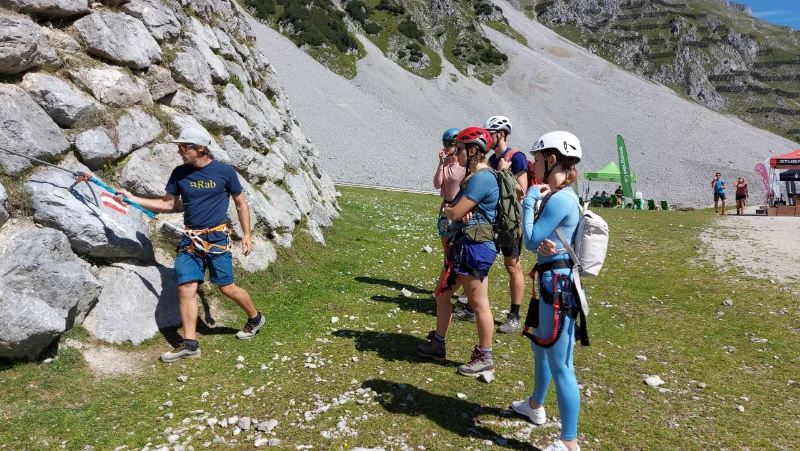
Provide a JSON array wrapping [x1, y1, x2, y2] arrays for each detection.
[[178, 144, 199, 152]]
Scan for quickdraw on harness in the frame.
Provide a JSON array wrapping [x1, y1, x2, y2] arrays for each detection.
[[177, 223, 232, 258]]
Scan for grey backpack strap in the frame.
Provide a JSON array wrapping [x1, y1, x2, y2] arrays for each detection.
[[555, 227, 589, 316]]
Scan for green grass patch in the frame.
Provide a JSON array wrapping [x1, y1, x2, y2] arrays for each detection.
[[484, 20, 529, 47], [1, 186, 798, 449]]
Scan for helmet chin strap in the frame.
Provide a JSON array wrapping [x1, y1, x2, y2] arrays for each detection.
[[542, 154, 560, 184]]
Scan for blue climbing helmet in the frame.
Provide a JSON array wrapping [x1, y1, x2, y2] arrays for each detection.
[[442, 128, 461, 146]]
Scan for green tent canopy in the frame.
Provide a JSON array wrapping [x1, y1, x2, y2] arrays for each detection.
[[584, 161, 638, 183]]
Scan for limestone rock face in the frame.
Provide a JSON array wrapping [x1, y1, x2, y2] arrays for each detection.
[[0, 226, 101, 360], [0, 84, 70, 175], [115, 109, 162, 156], [24, 164, 154, 260], [169, 46, 215, 93], [75, 127, 119, 169], [0, 14, 60, 75], [120, 0, 181, 43], [74, 12, 162, 69], [20, 72, 99, 128], [167, 89, 253, 145], [83, 261, 181, 345], [118, 144, 182, 198], [143, 64, 179, 100], [68, 65, 152, 107], [0, 0, 90, 18]]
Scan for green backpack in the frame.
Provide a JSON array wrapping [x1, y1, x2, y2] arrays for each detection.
[[493, 168, 523, 247]]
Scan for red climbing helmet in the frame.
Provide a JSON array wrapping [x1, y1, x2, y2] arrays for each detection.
[[455, 127, 492, 153]]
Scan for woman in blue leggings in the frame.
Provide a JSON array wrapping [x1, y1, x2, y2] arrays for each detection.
[[506, 131, 584, 451]]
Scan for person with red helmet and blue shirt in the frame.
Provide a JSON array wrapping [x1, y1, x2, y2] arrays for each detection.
[[419, 127, 499, 377]]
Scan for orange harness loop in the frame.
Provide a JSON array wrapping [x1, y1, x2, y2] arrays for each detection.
[[177, 223, 231, 258]]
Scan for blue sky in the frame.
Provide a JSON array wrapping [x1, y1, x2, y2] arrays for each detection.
[[738, 1, 800, 28]]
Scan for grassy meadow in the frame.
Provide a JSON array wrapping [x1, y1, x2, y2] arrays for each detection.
[[0, 186, 798, 450]]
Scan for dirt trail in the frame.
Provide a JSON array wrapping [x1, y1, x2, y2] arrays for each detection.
[[701, 214, 800, 283]]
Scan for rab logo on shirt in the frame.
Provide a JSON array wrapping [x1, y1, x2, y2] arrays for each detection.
[[189, 180, 217, 189]]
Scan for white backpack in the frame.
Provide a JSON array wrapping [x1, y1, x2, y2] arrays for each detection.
[[555, 190, 609, 315]]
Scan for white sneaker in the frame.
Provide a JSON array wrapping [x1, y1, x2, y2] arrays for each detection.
[[541, 439, 580, 451], [510, 397, 546, 425]]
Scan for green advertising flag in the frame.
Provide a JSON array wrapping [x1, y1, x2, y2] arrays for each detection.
[[616, 135, 634, 199]]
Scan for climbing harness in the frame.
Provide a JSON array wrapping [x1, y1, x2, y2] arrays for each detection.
[[177, 223, 232, 258]]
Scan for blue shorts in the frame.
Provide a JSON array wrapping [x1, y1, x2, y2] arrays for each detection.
[[174, 237, 234, 286], [451, 238, 497, 280]]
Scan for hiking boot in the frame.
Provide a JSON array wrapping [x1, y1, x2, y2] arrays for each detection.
[[457, 346, 495, 376], [418, 331, 446, 360], [541, 439, 580, 451], [457, 293, 468, 304], [497, 314, 521, 334], [160, 342, 201, 363], [236, 313, 265, 340], [452, 306, 476, 322], [511, 397, 547, 425]]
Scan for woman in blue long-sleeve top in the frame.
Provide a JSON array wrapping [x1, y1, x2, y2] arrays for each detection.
[[508, 131, 584, 451]]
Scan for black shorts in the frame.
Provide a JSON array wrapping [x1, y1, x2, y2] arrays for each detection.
[[714, 193, 726, 201], [735, 194, 746, 201], [499, 235, 523, 258]]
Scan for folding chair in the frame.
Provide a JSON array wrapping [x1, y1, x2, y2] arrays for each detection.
[[660, 200, 668, 211], [647, 199, 656, 210]]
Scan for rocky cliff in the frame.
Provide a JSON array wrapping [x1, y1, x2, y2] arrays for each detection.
[[0, 0, 339, 359]]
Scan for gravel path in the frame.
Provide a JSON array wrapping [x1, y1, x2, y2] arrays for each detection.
[[701, 212, 800, 283], [248, 2, 797, 207]]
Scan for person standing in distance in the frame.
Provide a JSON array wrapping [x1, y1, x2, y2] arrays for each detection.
[[734, 176, 748, 215], [713, 172, 727, 215], [114, 128, 264, 363], [484, 115, 528, 334]]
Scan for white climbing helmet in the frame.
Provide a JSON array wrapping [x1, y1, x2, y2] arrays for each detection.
[[530, 131, 582, 162], [483, 115, 512, 135]]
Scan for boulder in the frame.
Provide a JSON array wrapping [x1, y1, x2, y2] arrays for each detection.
[[0, 182, 9, 226], [249, 87, 284, 135], [261, 181, 301, 223], [233, 234, 276, 273], [115, 109, 162, 155], [273, 136, 302, 170], [189, 16, 219, 50], [68, 64, 152, 107], [304, 219, 325, 245], [143, 64, 178, 100], [0, 226, 101, 360], [120, 0, 180, 43], [118, 144, 182, 198], [24, 164, 154, 260], [167, 89, 252, 145], [182, 31, 228, 83], [284, 173, 314, 215], [220, 83, 248, 119], [74, 12, 161, 69], [229, 174, 294, 236], [212, 27, 237, 59], [170, 114, 231, 165], [0, 14, 60, 75], [75, 127, 119, 169], [169, 46, 214, 93], [82, 261, 180, 345], [20, 72, 99, 128], [0, 84, 70, 175], [310, 199, 333, 227], [0, 0, 90, 18], [247, 151, 285, 184], [42, 27, 82, 53]]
